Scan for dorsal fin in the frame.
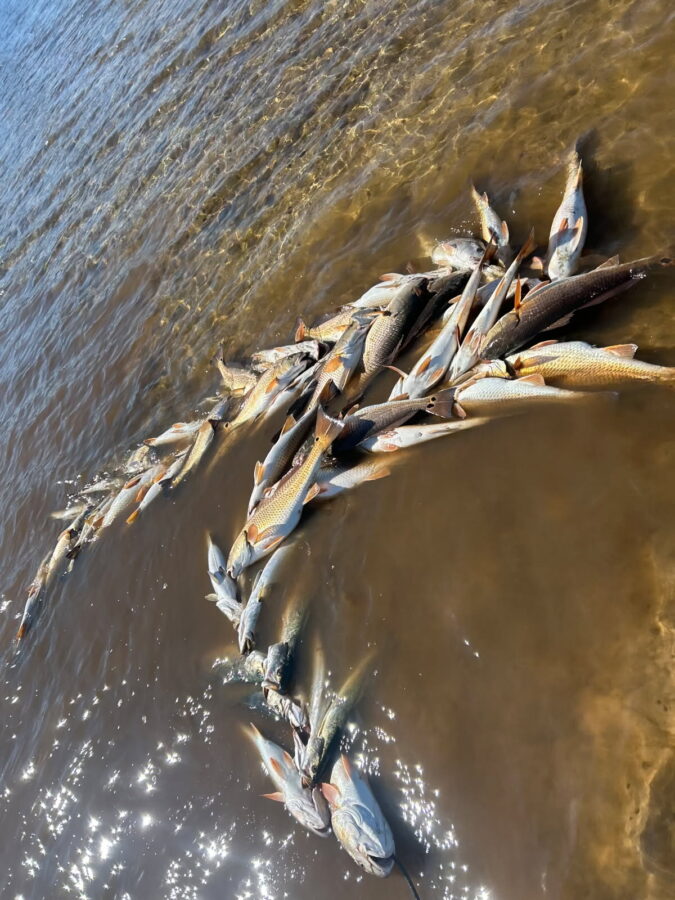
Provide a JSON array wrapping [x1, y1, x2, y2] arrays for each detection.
[[602, 343, 638, 358]]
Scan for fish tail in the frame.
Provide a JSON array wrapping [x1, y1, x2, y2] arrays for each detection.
[[295, 318, 309, 342], [315, 407, 344, 447], [428, 388, 458, 419], [126, 508, 140, 525], [566, 147, 583, 189]]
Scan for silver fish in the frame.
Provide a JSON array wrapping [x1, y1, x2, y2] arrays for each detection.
[[546, 149, 587, 279], [389, 245, 490, 399], [144, 421, 203, 447], [244, 723, 331, 837], [302, 655, 372, 786], [205, 533, 241, 624], [250, 340, 322, 371], [471, 184, 511, 262], [359, 418, 489, 452], [314, 458, 392, 500], [213, 349, 258, 393], [79, 477, 123, 496], [50, 503, 88, 520], [454, 375, 603, 417], [233, 355, 312, 426], [237, 543, 296, 653], [447, 230, 535, 383], [431, 237, 486, 270], [262, 588, 309, 693], [322, 754, 395, 878]]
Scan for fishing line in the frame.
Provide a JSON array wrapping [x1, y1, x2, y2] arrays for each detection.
[[395, 856, 422, 900]]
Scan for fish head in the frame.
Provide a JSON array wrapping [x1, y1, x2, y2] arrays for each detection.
[[262, 642, 291, 692], [432, 238, 485, 270], [227, 530, 255, 579], [285, 785, 332, 837], [331, 804, 395, 876]]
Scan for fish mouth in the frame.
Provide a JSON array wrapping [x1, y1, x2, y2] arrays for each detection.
[[366, 853, 395, 876]]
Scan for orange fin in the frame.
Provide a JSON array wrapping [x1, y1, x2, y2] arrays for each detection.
[[262, 792, 284, 802], [303, 483, 321, 505], [417, 355, 432, 374], [530, 339, 559, 349], [501, 220, 509, 244], [569, 216, 585, 252], [123, 475, 142, 490], [315, 407, 344, 443], [519, 373, 546, 386], [257, 530, 285, 551], [365, 466, 390, 482], [320, 782, 342, 806], [126, 508, 140, 525], [513, 278, 522, 315], [253, 461, 265, 485], [323, 356, 343, 374], [603, 343, 638, 358], [269, 758, 283, 776], [264, 376, 280, 393], [294, 318, 308, 342], [341, 754, 354, 777], [279, 416, 296, 436], [245, 523, 259, 543]]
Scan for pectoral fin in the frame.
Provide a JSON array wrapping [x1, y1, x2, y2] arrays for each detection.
[[262, 792, 285, 803]]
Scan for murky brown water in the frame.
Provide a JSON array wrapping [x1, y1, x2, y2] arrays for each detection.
[[1, 0, 674, 897]]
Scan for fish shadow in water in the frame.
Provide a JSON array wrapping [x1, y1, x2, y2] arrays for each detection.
[[576, 131, 639, 253]]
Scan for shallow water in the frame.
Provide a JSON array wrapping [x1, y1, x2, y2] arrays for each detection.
[[1, 0, 674, 897]]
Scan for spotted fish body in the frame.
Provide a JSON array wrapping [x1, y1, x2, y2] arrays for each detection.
[[227, 410, 343, 577], [509, 341, 675, 389]]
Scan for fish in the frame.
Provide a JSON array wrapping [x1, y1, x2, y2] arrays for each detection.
[[301, 654, 372, 786], [247, 406, 316, 515], [447, 230, 535, 383], [470, 184, 511, 263], [349, 270, 446, 310], [68, 493, 114, 557], [431, 237, 488, 270], [126, 450, 188, 523], [307, 310, 376, 408], [314, 458, 392, 499], [295, 308, 355, 344], [233, 354, 311, 426], [262, 588, 309, 692], [98, 473, 150, 531], [237, 543, 296, 653], [16, 553, 50, 641], [358, 417, 489, 453], [482, 256, 673, 359], [204, 533, 241, 624], [144, 421, 203, 447], [546, 149, 587, 279], [263, 690, 309, 732], [250, 340, 322, 371], [79, 477, 121, 496], [350, 278, 428, 397], [322, 754, 395, 878], [79, 477, 123, 495], [244, 723, 331, 837], [124, 445, 155, 475], [332, 390, 457, 454], [50, 502, 88, 520], [170, 420, 219, 487], [453, 375, 604, 417], [389, 245, 491, 399], [227, 409, 343, 578], [508, 340, 675, 389], [213, 349, 258, 393]]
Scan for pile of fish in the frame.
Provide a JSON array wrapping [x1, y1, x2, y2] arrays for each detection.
[[15, 148, 673, 886]]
